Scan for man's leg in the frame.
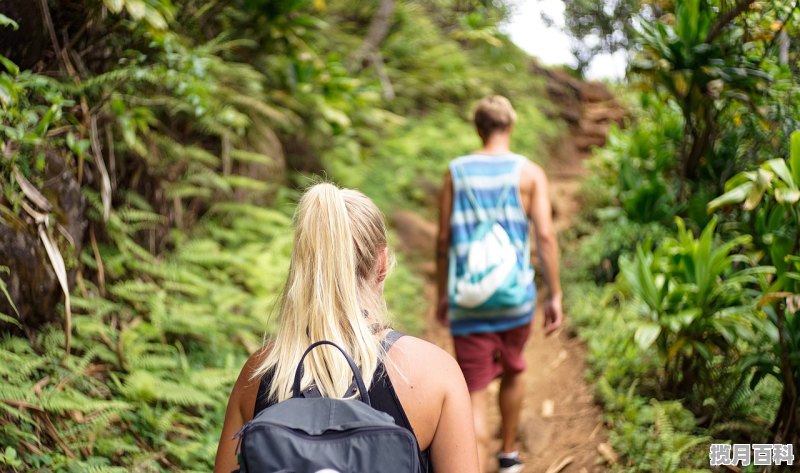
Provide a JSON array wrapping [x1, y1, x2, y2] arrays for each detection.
[[454, 332, 502, 472], [498, 369, 525, 453], [497, 322, 531, 455], [470, 388, 490, 473]]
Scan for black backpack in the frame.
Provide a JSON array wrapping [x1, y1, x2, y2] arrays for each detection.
[[234, 340, 422, 473]]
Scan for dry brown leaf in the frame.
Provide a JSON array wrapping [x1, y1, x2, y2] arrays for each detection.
[[14, 168, 52, 212], [38, 225, 72, 355], [597, 442, 619, 464], [90, 115, 112, 222], [542, 399, 555, 418], [544, 455, 574, 473], [549, 349, 568, 369]]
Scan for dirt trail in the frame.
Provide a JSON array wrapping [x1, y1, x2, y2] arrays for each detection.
[[418, 136, 609, 473]]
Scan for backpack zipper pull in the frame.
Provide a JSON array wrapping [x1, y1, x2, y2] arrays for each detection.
[[232, 421, 250, 458], [232, 422, 249, 440]]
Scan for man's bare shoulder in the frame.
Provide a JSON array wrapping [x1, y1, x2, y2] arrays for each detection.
[[518, 158, 548, 190]]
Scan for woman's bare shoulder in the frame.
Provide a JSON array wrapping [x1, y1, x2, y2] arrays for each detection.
[[386, 335, 463, 386]]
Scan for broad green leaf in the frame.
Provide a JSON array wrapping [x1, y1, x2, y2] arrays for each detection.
[[744, 169, 772, 210], [33, 105, 58, 137], [635, 322, 661, 350], [0, 13, 19, 30], [104, 0, 124, 13], [791, 130, 800, 185], [0, 54, 19, 75], [765, 158, 794, 188], [635, 246, 662, 310], [775, 188, 800, 205], [0, 312, 21, 328], [691, 341, 712, 362], [144, 8, 167, 30], [0, 80, 12, 106], [667, 337, 687, 360], [673, 308, 701, 331], [707, 181, 753, 212], [724, 171, 756, 191], [125, 0, 146, 19]]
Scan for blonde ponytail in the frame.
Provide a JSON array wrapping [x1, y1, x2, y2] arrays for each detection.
[[254, 183, 391, 402]]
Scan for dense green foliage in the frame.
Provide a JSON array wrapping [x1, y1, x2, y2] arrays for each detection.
[[563, 1, 800, 470], [0, 0, 557, 470]]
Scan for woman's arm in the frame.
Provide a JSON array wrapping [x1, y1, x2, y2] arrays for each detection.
[[214, 350, 266, 473], [429, 351, 481, 473], [384, 336, 480, 472]]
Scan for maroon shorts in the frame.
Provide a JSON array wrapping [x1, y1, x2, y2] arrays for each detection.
[[453, 323, 532, 392]]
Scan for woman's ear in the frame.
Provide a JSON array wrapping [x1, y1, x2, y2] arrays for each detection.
[[377, 247, 388, 283]]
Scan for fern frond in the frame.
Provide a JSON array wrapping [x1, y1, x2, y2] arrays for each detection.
[[652, 400, 676, 439], [230, 149, 277, 165]]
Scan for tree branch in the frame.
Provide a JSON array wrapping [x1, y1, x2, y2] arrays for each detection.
[[370, 51, 395, 100], [348, 0, 395, 71], [758, 1, 799, 65], [706, 0, 753, 44], [38, 0, 64, 73]]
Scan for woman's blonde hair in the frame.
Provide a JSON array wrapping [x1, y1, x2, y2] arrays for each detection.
[[253, 182, 391, 402]]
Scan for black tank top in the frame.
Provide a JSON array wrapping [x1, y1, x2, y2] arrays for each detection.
[[252, 331, 433, 472]]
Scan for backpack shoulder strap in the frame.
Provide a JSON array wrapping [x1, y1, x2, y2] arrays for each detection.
[[451, 163, 484, 220], [453, 161, 515, 225], [302, 332, 405, 399], [380, 330, 405, 355], [492, 157, 524, 220]]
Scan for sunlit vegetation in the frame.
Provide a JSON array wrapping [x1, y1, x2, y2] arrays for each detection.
[[0, 0, 558, 470], [4, 0, 798, 471], [564, 1, 800, 470]]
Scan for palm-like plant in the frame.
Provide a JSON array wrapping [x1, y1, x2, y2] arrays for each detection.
[[618, 217, 766, 401], [708, 130, 800, 445], [632, 0, 774, 181]]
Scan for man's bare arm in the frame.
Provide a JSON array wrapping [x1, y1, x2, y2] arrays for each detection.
[[525, 163, 563, 333]]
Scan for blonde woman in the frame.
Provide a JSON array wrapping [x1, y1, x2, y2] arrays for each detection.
[[215, 183, 479, 473]]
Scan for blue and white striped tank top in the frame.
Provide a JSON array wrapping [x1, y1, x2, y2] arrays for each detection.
[[448, 153, 536, 335]]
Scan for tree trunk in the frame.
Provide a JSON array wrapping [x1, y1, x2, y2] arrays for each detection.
[[681, 106, 715, 182], [0, 0, 46, 69], [0, 152, 85, 332]]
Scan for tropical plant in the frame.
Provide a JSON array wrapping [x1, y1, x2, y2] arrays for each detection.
[[632, 0, 783, 182], [1, 0, 560, 470], [708, 130, 800, 446], [632, 0, 797, 186], [586, 94, 683, 224], [566, 284, 715, 472], [617, 217, 767, 405]]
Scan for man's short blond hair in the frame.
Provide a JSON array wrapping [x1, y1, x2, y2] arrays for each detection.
[[473, 95, 517, 142]]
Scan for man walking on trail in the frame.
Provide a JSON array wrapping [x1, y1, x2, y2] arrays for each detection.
[[436, 95, 564, 473]]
